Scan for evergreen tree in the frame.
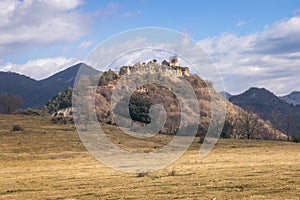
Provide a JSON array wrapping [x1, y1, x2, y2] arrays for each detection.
[[46, 87, 73, 113]]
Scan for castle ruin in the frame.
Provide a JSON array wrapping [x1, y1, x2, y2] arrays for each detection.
[[119, 56, 189, 77]]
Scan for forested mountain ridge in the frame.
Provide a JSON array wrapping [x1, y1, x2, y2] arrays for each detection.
[[229, 87, 300, 138], [0, 63, 99, 108]]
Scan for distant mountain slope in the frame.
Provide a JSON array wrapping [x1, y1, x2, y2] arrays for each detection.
[[280, 91, 300, 105], [40, 63, 98, 87], [219, 91, 232, 100], [0, 63, 99, 108], [229, 87, 300, 137], [0, 72, 39, 108]]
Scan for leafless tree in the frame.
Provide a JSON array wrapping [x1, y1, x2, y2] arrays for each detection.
[[286, 114, 291, 141], [233, 108, 259, 139], [271, 111, 280, 140], [241, 110, 259, 139], [0, 93, 23, 114], [225, 113, 239, 139]]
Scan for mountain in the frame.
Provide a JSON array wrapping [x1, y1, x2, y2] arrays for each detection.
[[280, 91, 300, 105], [229, 87, 300, 138], [0, 72, 39, 108], [0, 63, 99, 108], [219, 91, 232, 100]]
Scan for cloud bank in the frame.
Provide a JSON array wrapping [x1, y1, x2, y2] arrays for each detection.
[[0, 0, 120, 80], [0, 0, 94, 57], [1, 3, 300, 96], [199, 16, 300, 95], [1, 57, 80, 80]]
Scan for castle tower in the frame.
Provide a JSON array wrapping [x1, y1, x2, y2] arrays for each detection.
[[169, 56, 179, 67]]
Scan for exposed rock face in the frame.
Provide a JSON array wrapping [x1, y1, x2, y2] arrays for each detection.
[[53, 107, 73, 118]]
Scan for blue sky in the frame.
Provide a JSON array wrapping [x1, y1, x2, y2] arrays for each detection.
[[1, 0, 300, 95]]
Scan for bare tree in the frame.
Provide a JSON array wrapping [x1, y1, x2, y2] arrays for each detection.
[[241, 110, 259, 139], [224, 113, 239, 139], [0, 93, 23, 114], [271, 111, 280, 140], [249, 113, 259, 139], [286, 114, 291, 141], [232, 108, 244, 139], [233, 109, 259, 139]]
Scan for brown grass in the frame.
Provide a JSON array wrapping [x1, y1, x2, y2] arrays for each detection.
[[0, 114, 299, 199]]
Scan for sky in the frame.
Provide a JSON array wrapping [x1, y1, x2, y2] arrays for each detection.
[[0, 0, 300, 95]]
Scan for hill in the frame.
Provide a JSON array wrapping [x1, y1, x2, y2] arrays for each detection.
[[0, 63, 99, 108], [280, 91, 300, 105], [70, 61, 286, 140], [229, 87, 300, 138]]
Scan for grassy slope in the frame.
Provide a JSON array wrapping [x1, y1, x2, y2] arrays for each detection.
[[0, 115, 299, 199]]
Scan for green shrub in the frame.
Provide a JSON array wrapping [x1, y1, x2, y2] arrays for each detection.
[[113, 94, 152, 124], [98, 70, 117, 86]]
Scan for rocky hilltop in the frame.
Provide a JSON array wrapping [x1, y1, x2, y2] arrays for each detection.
[[70, 58, 287, 140]]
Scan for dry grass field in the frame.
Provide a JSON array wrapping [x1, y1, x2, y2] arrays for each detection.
[[0, 115, 299, 199]]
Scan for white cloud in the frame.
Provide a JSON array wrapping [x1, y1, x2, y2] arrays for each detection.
[[199, 16, 300, 95], [0, 1, 121, 80], [78, 40, 93, 49], [0, 0, 119, 57], [44, 15, 300, 96], [0, 57, 81, 80], [85, 29, 225, 92]]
